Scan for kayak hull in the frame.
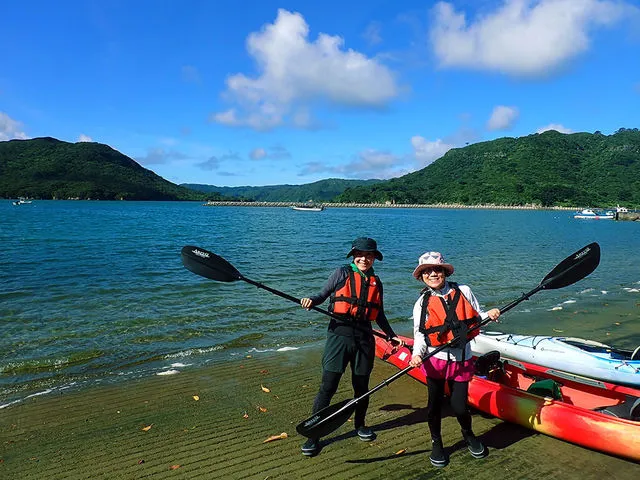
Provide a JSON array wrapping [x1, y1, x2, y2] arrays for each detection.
[[470, 331, 640, 387], [374, 333, 640, 461]]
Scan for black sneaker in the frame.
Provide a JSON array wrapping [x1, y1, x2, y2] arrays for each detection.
[[429, 438, 448, 467], [301, 438, 320, 456], [462, 430, 487, 458], [355, 426, 377, 442]]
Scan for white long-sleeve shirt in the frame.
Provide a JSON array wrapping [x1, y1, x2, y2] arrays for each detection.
[[412, 281, 489, 362]]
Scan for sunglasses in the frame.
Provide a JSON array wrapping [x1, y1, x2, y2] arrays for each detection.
[[422, 267, 444, 275]]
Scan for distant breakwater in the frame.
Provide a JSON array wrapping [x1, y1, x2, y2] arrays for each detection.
[[203, 201, 575, 210]]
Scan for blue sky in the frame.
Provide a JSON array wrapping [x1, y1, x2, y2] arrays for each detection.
[[1, 1, 639, 187]]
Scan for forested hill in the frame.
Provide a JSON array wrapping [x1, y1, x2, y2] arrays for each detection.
[[183, 178, 382, 202], [3, 130, 639, 206], [337, 129, 640, 208], [0, 137, 215, 201]]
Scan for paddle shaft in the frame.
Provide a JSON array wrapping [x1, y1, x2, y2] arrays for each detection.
[[295, 242, 600, 438], [331, 286, 535, 409], [237, 273, 388, 339], [299, 278, 566, 436]]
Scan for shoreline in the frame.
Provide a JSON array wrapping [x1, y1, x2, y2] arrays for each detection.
[[2, 345, 637, 479]]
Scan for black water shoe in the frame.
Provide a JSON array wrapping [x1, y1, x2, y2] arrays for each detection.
[[356, 426, 377, 442], [429, 438, 448, 467], [301, 438, 320, 456], [462, 430, 487, 458]]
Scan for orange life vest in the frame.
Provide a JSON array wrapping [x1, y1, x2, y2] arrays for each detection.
[[330, 268, 382, 322], [418, 283, 481, 347]]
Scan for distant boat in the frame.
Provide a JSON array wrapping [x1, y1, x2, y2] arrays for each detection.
[[616, 205, 629, 213], [291, 204, 324, 212], [12, 197, 33, 206], [573, 208, 614, 220]]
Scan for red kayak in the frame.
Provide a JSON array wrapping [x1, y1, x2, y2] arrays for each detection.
[[374, 332, 640, 462]]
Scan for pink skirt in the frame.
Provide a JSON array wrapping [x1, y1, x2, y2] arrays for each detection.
[[421, 356, 475, 382]]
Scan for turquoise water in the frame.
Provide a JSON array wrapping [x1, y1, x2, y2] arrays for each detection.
[[1, 201, 638, 406]]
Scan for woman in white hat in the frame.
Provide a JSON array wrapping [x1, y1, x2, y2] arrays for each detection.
[[408, 251, 500, 467]]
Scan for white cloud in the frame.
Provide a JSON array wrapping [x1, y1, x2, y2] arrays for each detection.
[[487, 105, 519, 130], [268, 145, 291, 159], [301, 149, 409, 179], [0, 112, 28, 141], [430, 0, 634, 76], [536, 123, 573, 133], [195, 156, 221, 171], [136, 148, 189, 165], [346, 149, 400, 178], [77, 134, 93, 142], [249, 148, 267, 160], [249, 146, 291, 160], [411, 136, 454, 167], [362, 21, 383, 46], [212, 9, 400, 130], [193, 151, 241, 171]]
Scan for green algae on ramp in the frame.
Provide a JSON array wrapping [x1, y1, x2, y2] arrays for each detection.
[[1, 347, 638, 479]]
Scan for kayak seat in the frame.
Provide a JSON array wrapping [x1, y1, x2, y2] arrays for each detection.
[[475, 350, 502, 378], [526, 378, 563, 401], [595, 395, 640, 421]]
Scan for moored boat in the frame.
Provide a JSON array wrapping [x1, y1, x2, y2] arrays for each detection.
[[573, 208, 614, 219], [616, 205, 629, 213], [12, 197, 33, 206], [471, 331, 640, 387], [374, 332, 640, 461], [290, 204, 324, 212]]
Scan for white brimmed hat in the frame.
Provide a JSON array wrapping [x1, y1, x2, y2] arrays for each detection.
[[412, 251, 454, 279]]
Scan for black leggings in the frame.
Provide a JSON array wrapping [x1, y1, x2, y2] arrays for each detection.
[[312, 370, 370, 431], [426, 377, 472, 438]]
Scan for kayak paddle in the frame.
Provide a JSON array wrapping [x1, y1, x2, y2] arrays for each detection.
[[295, 242, 601, 439], [180, 245, 388, 339]]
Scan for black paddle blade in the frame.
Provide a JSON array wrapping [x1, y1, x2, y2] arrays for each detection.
[[540, 242, 600, 290], [296, 399, 356, 439], [181, 245, 242, 283]]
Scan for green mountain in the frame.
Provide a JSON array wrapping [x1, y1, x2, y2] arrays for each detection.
[[336, 129, 640, 208], [183, 178, 382, 202], [3, 130, 639, 206], [0, 137, 215, 201]]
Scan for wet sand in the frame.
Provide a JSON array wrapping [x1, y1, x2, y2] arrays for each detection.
[[1, 346, 638, 479]]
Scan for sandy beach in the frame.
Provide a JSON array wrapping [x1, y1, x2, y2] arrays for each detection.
[[2, 345, 638, 479]]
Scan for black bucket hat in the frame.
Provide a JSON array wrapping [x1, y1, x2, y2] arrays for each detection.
[[346, 237, 383, 261]]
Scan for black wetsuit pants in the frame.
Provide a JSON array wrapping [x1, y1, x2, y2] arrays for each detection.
[[312, 370, 370, 432], [426, 377, 472, 439], [309, 329, 375, 436]]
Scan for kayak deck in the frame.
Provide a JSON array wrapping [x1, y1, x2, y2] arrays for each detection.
[[470, 331, 640, 387]]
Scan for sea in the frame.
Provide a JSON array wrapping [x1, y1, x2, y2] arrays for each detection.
[[1, 201, 639, 408]]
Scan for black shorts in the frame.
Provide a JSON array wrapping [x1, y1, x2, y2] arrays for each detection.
[[322, 330, 375, 376]]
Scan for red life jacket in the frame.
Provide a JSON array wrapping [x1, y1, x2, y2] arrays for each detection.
[[330, 268, 382, 322], [418, 283, 481, 347]]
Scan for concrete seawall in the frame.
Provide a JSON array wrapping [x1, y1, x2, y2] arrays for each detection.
[[617, 211, 640, 221], [202, 201, 575, 210], [202, 202, 640, 220]]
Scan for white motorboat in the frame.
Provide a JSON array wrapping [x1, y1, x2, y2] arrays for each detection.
[[290, 204, 324, 212], [573, 208, 614, 219]]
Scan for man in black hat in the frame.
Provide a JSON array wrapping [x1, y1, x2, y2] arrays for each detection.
[[299, 237, 403, 456]]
